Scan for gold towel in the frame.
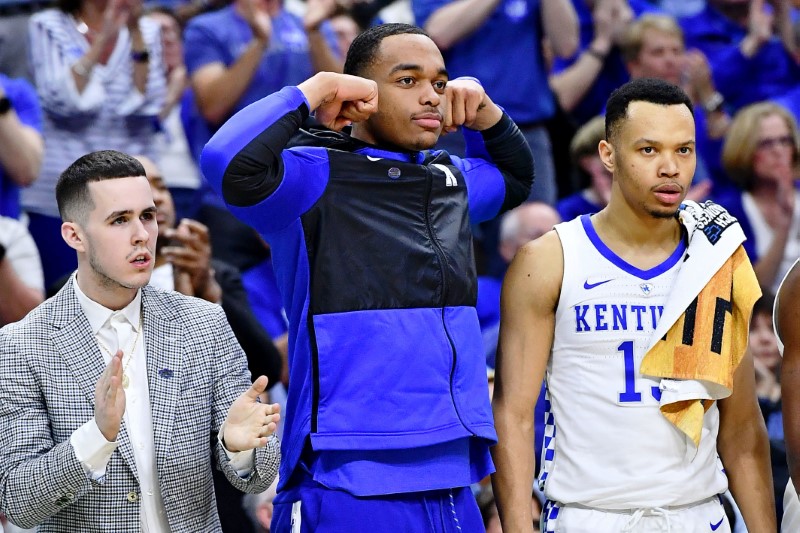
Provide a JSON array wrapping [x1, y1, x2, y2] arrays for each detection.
[[640, 245, 761, 447]]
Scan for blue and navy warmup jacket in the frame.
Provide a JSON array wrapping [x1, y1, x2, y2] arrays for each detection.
[[201, 85, 533, 496]]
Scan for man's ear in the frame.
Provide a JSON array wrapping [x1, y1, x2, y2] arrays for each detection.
[[61, 221, 86, 253], [598, 140, 615, 175]]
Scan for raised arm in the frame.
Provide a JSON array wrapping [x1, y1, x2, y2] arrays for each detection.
[[753, 179, 794, 289], [492, 231, 562, 533], [30, 9, 164, 117], [302, 0, 345, 73], [549, 0, 629, 112], [185, 0, 273, 126], [0, 81, 42, 188], [541, 0, 579, 58], [416, 0, 503, 51], [200, 72, 377, 232], [442, 78, 533, 219]]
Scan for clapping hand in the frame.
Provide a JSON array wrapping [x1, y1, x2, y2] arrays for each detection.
[[221, 376, 281, 452], [303, 0, 341, 32], [99, 0, 140, 39], [95, 351, 126, 442], [241, 0, 273, 44], [124, 0, 143, 32]]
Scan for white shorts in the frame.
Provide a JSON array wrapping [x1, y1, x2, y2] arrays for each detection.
[[542, 495, 730, 533], [784, 479, 800, 533]]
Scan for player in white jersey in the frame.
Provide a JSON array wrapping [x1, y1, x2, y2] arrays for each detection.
[[776, 258, 800, 532], [491, 78, 775, 533]]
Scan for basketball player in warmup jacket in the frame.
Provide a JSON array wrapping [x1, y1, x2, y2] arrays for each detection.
[[201, 23, 534, 533], [492, 78, 775, 532]]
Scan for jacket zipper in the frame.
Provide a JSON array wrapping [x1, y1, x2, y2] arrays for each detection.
[[424, 168, 469, 431], [309, 312, 320, 433]]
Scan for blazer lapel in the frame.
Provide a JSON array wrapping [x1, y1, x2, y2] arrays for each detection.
[[142, 287, 183, 474], [50, 279, 140, 482], [51, 298, 104, 407]]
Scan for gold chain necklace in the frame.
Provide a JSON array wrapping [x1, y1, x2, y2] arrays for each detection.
[[95, 308, 143, 389]]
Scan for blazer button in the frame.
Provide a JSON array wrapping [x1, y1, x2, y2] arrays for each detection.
[[127, 491, 139, 503]]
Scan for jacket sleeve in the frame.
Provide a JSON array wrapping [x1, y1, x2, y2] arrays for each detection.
[[0, 331, 101, 529], [200, 86, 330, 234], [456, 112, 535, 223], [208, 306, 279, 493]]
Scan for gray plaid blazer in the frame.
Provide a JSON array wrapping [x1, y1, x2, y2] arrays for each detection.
[[0, 278, 279, 532]]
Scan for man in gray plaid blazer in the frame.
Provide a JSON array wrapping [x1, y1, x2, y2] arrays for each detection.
[[0, 150, 280, 532]]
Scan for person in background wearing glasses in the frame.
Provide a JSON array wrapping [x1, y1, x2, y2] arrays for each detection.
[[713, 102, 800, 292]]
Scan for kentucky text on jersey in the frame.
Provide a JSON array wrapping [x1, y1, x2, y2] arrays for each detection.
[[574, 303, 664, 332]]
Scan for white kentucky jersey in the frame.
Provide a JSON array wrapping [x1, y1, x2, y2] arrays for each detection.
[[541, 215, 728, 509]]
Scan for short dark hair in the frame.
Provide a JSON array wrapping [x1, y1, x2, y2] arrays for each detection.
[[56, 150, 146, 223], [605, 78, 693, 142], [753, 289, 775, 320], [343, 23, 429, 77]]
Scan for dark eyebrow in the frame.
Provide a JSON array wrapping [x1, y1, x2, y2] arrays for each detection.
[[105, 209, 133, 222], [389, 64, 449, 79], [104, 206, 157, 222], [389, 63, 421, 75], [636, 138, 695, 146]]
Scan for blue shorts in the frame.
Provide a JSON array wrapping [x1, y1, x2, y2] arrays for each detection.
[[271, 482, 483, 533]]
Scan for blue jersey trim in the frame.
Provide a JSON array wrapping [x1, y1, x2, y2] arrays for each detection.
[[580, 214, 686, 280]]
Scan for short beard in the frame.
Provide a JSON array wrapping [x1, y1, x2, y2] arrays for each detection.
[[412, 136, 439, 151], [88, 244, 148, 291], [646, 206, 680, 220]]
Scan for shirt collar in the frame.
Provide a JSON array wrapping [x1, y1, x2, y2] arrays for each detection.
[[73, 273, 142, 335]]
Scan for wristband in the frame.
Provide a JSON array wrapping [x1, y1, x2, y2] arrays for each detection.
[[0, 96, 10, 116], [131, 49, 150, 63], [0, 242, 6, 263], [702, 91, 725, 114], [586, 47, 607, 62]]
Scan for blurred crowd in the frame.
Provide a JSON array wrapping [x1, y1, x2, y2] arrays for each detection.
[[1, 0, 799, 529]]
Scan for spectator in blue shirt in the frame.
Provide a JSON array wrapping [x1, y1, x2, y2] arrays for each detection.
[[549, 0, 661, 125], [183, 0, 342, 271], [184, 0, 342, 148], [413, 0, 579, 205], [0, 74, 43, 220], [680, 0, 800, 113], [144, 0, 228, 26]]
